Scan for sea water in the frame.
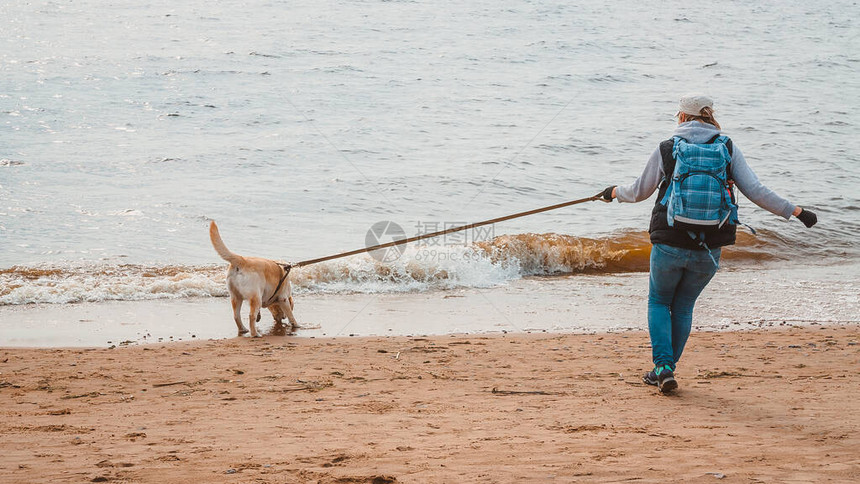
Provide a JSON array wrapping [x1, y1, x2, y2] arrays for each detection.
[[1, 1, 858, 336]]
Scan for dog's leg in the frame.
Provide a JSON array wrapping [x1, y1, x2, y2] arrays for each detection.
[[231, 296, 248, 335], [248, 295, 262, 337], [281, 298, 299, 330], [269, 305, 284, 325]]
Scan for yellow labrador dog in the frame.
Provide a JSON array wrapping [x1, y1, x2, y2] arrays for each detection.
[[209, 221, 297, 337]]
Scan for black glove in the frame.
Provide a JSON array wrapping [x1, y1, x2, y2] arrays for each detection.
[[797, 208, 817, 228], [600, 185, 617, 202]]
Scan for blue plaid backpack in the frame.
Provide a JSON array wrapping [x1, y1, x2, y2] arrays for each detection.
[[661, 134, 739, 239]]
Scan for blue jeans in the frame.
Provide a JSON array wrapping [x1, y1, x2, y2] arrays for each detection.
[[648, 243, 720, 369]]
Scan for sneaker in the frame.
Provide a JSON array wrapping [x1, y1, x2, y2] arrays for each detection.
[[642, 369, 659, 386], [657, 366, 678, 393], [642, 365, 678, 393]]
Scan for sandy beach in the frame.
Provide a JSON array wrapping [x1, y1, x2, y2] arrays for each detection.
[[1, 325, 857, 483], [3, 1, 858, 482]]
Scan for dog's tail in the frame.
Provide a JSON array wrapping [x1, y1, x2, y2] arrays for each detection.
[[209, 221, 243, 264]]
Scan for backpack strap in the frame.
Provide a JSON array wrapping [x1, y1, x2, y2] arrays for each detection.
[[705, 133, 733, 154], [687, 231, 720, 268], [704, 134, 742, 223], [705, 134, 734, 181]]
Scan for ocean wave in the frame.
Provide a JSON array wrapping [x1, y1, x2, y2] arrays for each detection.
[[0, 229, 797, 305], [0, 265, 228, 305]]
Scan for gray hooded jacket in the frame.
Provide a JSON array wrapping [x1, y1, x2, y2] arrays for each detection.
[[615, 121, 795, 220]]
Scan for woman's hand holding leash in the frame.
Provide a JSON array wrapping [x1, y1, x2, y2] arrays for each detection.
[[600, 185, 617, 202]]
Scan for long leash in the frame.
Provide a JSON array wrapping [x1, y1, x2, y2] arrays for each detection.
[[288, 193, 603, 269]]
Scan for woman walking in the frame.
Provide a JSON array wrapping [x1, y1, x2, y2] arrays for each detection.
[[601, 94, 818, 394]]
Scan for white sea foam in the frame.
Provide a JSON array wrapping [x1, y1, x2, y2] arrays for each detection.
[[0, 229, 798, 305], [293, 244, 522, 295], [0, 247, 519, 305], [0, 264, 228, 305]]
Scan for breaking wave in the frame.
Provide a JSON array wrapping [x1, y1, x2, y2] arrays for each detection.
[[0, 229, 803, 305]]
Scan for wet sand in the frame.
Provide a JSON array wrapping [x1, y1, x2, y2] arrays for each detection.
[[1, 325, 858, 483], [2, 262, 858, 348]]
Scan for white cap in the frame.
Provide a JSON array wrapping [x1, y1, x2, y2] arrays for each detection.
[[677, 93, 714, 116]]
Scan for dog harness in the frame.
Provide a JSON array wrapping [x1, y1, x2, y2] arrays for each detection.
[[264, 263, 292, 307]]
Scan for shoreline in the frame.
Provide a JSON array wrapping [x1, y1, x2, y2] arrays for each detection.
[[1, 262, 858, 348], [1, 326, 858, 483]]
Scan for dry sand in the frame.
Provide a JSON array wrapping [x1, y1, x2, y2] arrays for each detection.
[[1, 326, 858, 483]]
